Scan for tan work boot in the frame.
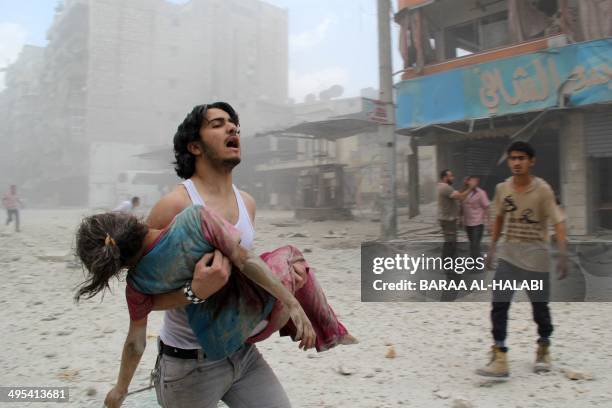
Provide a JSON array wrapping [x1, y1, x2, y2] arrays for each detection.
[[476, 345, 509, 377], [534, 342, 551, 373]]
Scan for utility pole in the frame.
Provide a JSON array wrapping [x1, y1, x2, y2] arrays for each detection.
[[377, 0, 397, 239], [408, 136, 420, 218]]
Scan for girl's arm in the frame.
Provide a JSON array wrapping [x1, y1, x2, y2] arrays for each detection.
[[231, 246, 316, 350], [104, 317, 148, 408], [198, 205, 316, 349]]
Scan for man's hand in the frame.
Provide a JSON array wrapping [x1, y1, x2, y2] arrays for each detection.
[[191, 250, 232, 299], [557, 254, 568, 280], [485, 246, 496, 270], [104, 386, 127, 408]]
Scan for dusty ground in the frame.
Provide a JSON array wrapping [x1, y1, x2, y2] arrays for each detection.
[[0, 207, 611, 407]]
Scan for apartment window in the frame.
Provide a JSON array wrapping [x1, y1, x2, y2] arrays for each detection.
[[444, 11, 509, 59]]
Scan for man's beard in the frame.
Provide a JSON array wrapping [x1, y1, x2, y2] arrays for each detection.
[[222, 157, 241, 170], [199, 140, 241, 170], [446, 179, 453, 186]]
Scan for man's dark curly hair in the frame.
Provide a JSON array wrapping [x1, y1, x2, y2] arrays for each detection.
[[173, 102, 239, 179]]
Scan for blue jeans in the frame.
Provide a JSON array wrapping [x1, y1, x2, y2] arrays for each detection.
[[154, 342, 291, 408]]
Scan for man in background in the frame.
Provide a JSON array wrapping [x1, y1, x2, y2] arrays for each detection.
[[460, 176, 490, 260], [438, 170, 476, 260], [113, 196, 140, 213], [3, 184, 23, 232]]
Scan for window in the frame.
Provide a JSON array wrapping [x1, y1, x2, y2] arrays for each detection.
[[444, 11, 509, 59]]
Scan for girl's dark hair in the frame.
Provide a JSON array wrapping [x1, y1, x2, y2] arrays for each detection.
[[173, 102, 239, 179], [74, 212, 148, 301]]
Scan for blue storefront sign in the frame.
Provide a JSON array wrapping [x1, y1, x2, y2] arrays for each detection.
[[396, 38, 612, 130]]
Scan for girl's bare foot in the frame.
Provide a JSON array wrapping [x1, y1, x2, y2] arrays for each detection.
[[339, 333, 359, 345]]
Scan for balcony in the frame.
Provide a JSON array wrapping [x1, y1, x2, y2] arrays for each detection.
[[395, 0, 612, 81]]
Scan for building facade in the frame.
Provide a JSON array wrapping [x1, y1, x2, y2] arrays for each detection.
[[238, 95, 438, 213], [394, 0, 612, 234], [1, 0, 288, 207]]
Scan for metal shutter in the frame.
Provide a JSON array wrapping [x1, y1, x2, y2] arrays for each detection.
[[585, 110, 612, 158], [464, 142, 500, 176]]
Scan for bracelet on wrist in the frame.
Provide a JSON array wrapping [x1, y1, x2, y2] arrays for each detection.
[[183, 281, 206, 304]]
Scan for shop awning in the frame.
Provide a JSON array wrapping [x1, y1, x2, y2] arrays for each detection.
[[256, 98, 386, 141], [133, 147, 172, 161], [261, 117, 378, 141]]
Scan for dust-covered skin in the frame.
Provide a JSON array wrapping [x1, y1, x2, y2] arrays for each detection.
[[240, 254, 316, 350]]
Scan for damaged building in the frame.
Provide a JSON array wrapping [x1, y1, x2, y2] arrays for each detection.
[[394, 0, 612, 234], [0, 0, 288, 207]]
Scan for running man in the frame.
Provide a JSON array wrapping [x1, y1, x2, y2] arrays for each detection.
[[3, 185, 23, 232]]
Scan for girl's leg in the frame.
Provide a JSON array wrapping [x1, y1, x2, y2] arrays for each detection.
[[196, 207, 354, 351], [259, 245, 357, 351]]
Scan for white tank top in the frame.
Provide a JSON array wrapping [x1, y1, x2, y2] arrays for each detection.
[[159, 179, 257, 349]]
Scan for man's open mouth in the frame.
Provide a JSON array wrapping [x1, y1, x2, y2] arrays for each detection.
[[225, 136, 240, 149]]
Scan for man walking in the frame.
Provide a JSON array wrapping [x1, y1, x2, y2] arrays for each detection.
[[477, 141, 567, 378], [3, 185, 23, 232], [105, 103, 305, 407]]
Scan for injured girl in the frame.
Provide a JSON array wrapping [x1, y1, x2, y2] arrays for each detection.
[[74, 204, 357, 405]]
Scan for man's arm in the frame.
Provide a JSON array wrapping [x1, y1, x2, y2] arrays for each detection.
[[450, 184, 475, 201], [490, 215, 505, 244], [485, 214, 504, 269], [146, 191, 193, 309], [545, 188, 568, 279], [553, 221, 568, 280], [146, 191, 189, 229], [486, 186, 504, 268], [481, 190, 491, 225], [147, 189, 233, 309]]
